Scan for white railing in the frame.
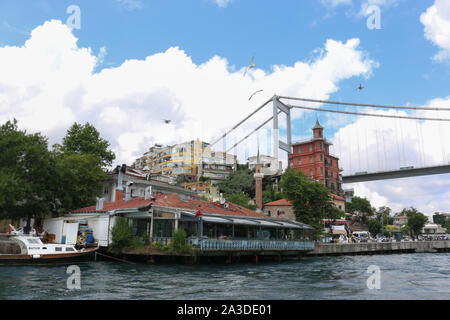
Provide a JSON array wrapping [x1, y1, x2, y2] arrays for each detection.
[[187, 239, 315, 251]]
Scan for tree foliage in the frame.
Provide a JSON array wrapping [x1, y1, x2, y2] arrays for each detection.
[[53, 153, 107, 213], [0, 120, 113, 226], [109, 216, 132, 254], [53, 122, 115, 168], [346, 196, 374, 215], [367, 219, 382, 237], [433, 213, 446, 226], [217, 167, 256, 198], [280, 169, 339, 239], [403, 207, 428, 238], [0, 120, 56, 229], [224, 193, 256, 210]]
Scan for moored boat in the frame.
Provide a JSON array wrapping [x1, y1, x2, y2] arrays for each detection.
[[0, 235, 98, 265]]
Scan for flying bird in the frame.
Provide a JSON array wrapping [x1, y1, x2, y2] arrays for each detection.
[[357, 83, 364, 91], [163, 119, 172, 124], [249, 89, 264, 101], [243, 56, 255, 77]]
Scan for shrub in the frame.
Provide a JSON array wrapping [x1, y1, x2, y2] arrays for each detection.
[[129, 237, 145, 248], [109, 216, 132, 254], [170, 229, 193, 254], [142, 232, 150, 245]]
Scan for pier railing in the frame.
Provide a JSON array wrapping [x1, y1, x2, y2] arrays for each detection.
[[187, 239, 315, 251]]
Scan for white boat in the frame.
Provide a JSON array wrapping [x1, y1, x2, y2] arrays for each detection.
[[0, 234, 98, 265]]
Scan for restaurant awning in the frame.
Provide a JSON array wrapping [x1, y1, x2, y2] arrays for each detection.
[[202, 216, 233, 224], [228, 218, 260, 226]]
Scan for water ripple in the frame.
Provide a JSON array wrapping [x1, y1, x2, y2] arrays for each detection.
[[0, 253, 449, 300]]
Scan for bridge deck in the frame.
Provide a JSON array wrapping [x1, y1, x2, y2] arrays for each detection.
[[342, 164, 450, 183]]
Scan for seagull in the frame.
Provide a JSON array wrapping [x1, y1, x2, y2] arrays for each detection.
[[163, 119, 171, 124], [249, 89, 264, 101], [243, 56, 255, 77], [357, 83, 364, 91]]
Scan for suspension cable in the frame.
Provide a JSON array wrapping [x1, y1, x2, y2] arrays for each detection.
[[279, 96, 450, 112], [288, 105, 450, 122], [226, 111, 282, 153]]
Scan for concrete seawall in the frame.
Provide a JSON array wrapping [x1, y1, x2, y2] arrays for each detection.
[[307, 241, 450, 257]]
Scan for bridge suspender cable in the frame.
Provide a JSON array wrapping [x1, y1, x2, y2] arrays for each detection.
[[225, 111, 282, 154], [209, 97, 273, 148], [278, 96, 450, 112], [288, 105, 450, 122]]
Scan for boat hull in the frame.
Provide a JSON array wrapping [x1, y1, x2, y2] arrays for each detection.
[[0, 247, 98, 265]]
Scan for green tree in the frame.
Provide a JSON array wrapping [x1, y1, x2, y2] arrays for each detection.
[[53, 122, 115, 168], [109, 216, 132, 254], [52, 123, 112, 213], [0, 120, 56, 231], [346, 197, 374, 215], [444, 220, 450, 233], [367, 219, 382, 237], [280, 169, 336, 239], [53, 153, 107, 213], [217, 167, 255, 197], [433, 213, 446, 226], [376, 206, 394, 225], [224, 193, 256, 210], [402, 207, 428, 239]]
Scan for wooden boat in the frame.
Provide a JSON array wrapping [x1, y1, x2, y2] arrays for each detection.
[[0, 235, 98, 265]]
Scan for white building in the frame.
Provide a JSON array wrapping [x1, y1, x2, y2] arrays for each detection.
[[422, 223, 447, 234], [248, 155, 282, 176]]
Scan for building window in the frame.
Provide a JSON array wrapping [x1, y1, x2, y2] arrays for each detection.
[[309, 156, 313, 163], [310, 169, 313, 176], [298, 159, 302, 165], [320, 154, 323, 161], [319, 142, 323, 150], [320, 167, 323, 174], [290, 160, 293, 168], [309, 145, 312, 152], [298, 146, 301, 154]]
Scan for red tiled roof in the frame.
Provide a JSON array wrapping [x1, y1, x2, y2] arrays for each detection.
[[331, 193, 345, 201], [71, 193, 268, 218], [264, 199, 293, 207]]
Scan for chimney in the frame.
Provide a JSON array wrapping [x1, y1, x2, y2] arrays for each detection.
[[254, 163, 264, 212], [96, 197, 105, 211], [115, 164, 126, 202], [144, 186, 152, 200], [125, 181, 133, 201]]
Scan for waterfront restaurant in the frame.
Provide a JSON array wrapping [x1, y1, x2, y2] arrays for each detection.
[[68, 192, 314, 251]]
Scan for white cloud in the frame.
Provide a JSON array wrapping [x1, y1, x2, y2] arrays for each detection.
[[320, 0, 401, 16], [421, 0, 450, 62], [115, 0, 143, 10], [359, 0, 400, 16], [213, 0, 232, 8], [0, 19, 377, 171], [321, 0, 353, 8], [2, 19, 448, 213]]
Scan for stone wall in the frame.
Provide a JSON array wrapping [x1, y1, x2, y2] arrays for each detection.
[[308, 241, 450, 256], [263, 205, 296, 221]]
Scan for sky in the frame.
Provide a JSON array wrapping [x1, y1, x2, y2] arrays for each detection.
[[0, 0, 449, 217]]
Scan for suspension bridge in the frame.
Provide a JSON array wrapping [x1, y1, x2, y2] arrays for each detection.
[[208, 95, 450, 184]]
